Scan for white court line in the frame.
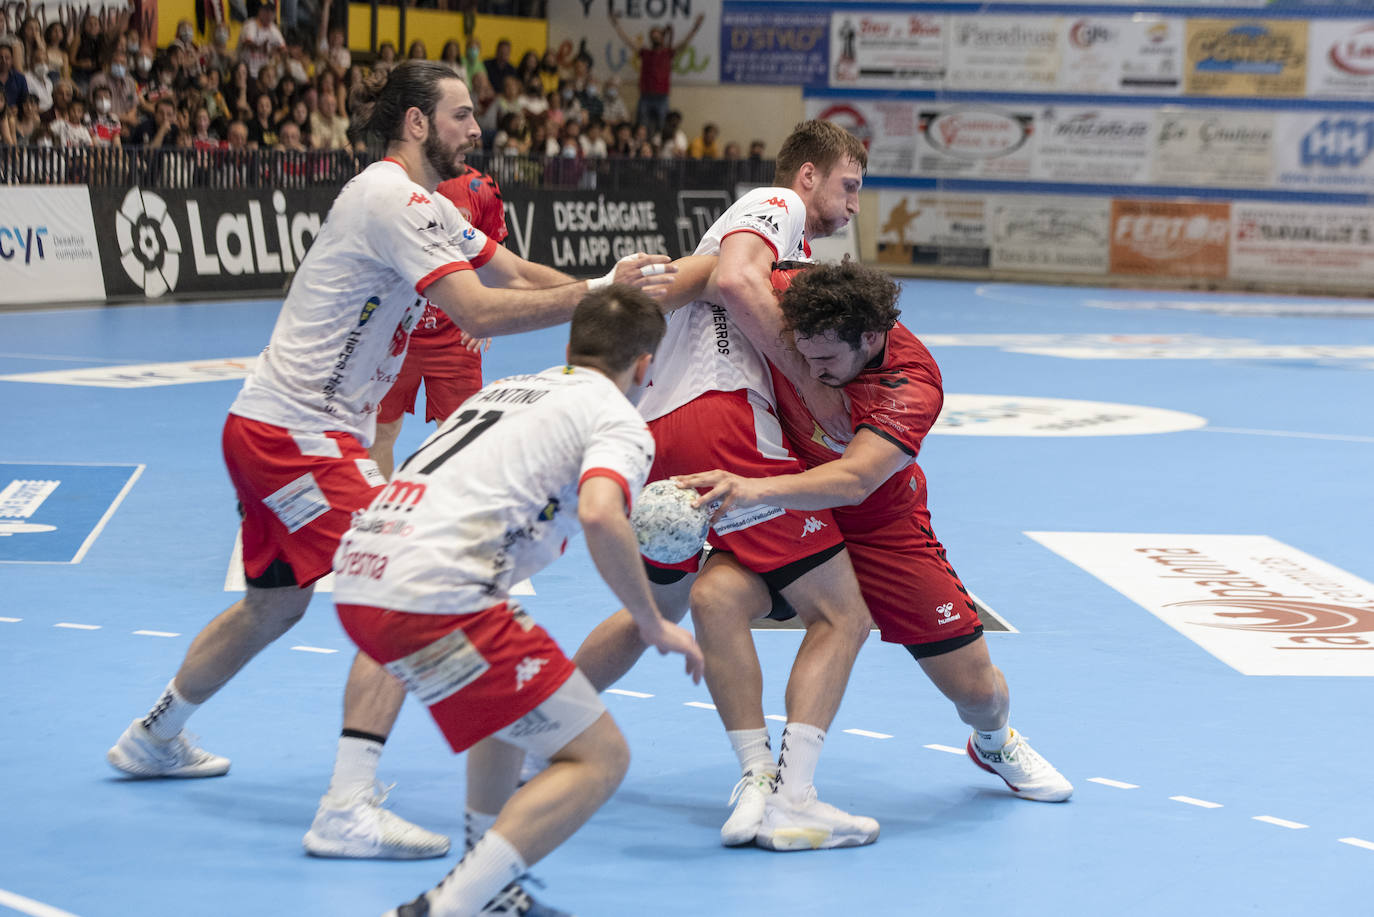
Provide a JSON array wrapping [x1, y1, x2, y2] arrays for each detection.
[[1088, 777, 1140, 789], [132, 630, 180, 638], [605, 689, 653, 698], [764, 714, 787, 722], [1253, 815, 1308, 830], [1204, 426, 1374, 444], [0, 351, 145, 364], [0, 887, 82, 917], [924, 743, 965, 755], [844, 728, 893, 739], [53, 622, 100, 630], [1171, 796, 1223, 809], [684, 701, 716, 710], [1339, 837, 1374, 851], [72, 464, 145, 564], [0, 617, 20, 623], [290, 646, 338, 655]]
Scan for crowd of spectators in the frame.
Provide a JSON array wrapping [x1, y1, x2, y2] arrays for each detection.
[[0, 0, 769, 185]]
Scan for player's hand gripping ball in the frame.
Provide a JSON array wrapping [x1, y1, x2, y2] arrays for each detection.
[[630, 480, 712, 565]]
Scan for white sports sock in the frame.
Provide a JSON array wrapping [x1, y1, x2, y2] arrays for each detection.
[[726, 727, 775, 777], [325, 735, 383, 801], [430, 830, 527, 917], [775, 722, 825, 803], [974, 724, 1012, 752], [464, 808, 498, 852], [143, 679, 199, 741]]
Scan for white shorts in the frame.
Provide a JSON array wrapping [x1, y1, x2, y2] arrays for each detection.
[[491, 668, 607, 760]]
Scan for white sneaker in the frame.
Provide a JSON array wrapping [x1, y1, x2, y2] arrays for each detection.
[[966, 729, 1073, 802], [754, 786, 880, 851], [720, 770, 775, 846], [304, 782, 450, 859], [106, 719, 230, 778]]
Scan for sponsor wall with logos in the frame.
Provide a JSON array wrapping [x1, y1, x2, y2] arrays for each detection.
[[717, 1, 1374, 293], [7, 182, 731, 305]]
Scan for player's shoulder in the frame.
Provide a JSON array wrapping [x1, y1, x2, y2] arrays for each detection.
[[735, 185, 803, 214], [886, 322, 938, 371]]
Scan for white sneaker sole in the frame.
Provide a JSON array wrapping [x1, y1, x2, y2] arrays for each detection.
[[755, 823, 879, 852], [105, 746, 230, 779], [302, 830, 450, 860]]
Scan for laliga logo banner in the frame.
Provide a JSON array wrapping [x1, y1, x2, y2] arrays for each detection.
[[91, 186, 332, 299], [1028, 532, 1374, 676]]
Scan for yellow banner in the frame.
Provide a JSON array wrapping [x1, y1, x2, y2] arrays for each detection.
[[1184, 19, 1307, 97]]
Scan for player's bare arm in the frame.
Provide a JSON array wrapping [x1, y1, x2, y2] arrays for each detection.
[[579, 477, 705, 683], [654, 254, 717, 313], [429, 252, 676, 337], [674, 428, 911, 519], [715, 234, 848, 435]]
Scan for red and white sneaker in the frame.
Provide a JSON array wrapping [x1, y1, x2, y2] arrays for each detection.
[[966, 729, 1073, 802]]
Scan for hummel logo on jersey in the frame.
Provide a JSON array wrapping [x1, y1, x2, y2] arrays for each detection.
[[514, 656, 548, 690], [407, 192, 431, 207], [800, 516, 828, 537], [765, 196, 790, 212]]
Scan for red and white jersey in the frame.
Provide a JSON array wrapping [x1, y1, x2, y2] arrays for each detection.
[[412, 166, 510, 337], [772, 322, 943, 532], [229, 159, 498, 446], [635, 187, 810, 422], [332, 365, 655, 614]]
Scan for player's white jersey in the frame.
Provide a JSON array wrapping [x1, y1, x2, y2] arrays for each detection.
[[229, 159, 497, 446], [636, 186, 810, 423], [332, 365, 655, 614]]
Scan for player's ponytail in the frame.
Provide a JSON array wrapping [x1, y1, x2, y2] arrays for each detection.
[[348, 60, 463, 146]]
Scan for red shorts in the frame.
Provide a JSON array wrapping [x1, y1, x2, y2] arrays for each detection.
[[378, 322, 483, 425], [222, 414, 386, 586], [648, 389, 842, 574], [336, 601, 577, 753], [841, 509, 982, 646]]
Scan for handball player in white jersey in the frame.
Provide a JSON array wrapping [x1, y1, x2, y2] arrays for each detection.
[[571, 121, 884, 851], [333, 286, 703, 917], [106, 60, 675, 862]]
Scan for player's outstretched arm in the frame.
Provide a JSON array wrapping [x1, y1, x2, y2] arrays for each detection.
[[579, 477, 704, 684], [675, 428, 911, 516], [428, 252, 677, 337], [654, 254, 716, 314]]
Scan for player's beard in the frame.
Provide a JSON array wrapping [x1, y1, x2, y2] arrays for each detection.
[[423, 128, 467, 182]]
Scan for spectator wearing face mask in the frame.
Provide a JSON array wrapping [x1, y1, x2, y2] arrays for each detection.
[[89, 86, 122, 146], [204, 25, 235, 78], [88, 47, 140, 127], [600, 77, 627, 126]]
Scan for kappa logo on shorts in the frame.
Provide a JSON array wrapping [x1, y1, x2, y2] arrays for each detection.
[[514, 656, 548, 691], [800, 516, 828, 537]]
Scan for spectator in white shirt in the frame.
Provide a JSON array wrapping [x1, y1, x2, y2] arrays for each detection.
[[239, 1, 286, 77]]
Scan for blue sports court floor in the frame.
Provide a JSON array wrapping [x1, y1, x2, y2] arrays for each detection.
[[2, 279, 1373, 916]]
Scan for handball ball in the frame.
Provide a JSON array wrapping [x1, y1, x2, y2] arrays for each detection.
[[630, 480, 712, 565]]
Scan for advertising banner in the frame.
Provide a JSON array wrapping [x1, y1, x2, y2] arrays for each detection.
[[1273, 112, 1374, 192], [916, 106, 1037, 180], [990, 195, 1111, 274], [1150, 109, 1275, 188], [1184, 19, 1307, 97], [0, 186, 105, 304], [946, 15, 1061, 91], [1057, 15, 1184, 94], [1230, 201, 1374, 288], [720, 4, 828, 86], [89, 186, 331, 299], [1306, 20, 1374, 99], [875, 191, 989, 268], [500, 186, 680, 273], [1033, 106, 1154, 185], [829, 11, 946, 90], [1109, 199, 1231, 278], [805, 97, 920, 176], [549, 1, 720, 86]]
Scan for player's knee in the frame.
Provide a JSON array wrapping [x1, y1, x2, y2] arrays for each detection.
[[586, 725, 631, 794]]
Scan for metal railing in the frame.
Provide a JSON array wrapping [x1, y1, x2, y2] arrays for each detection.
[[0, 145, 775, 192]]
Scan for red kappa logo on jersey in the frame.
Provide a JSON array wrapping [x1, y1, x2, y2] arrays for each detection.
[[390, 322, 408, 356], [765, 196, 790, 212], [407, 192, 431, 207]]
